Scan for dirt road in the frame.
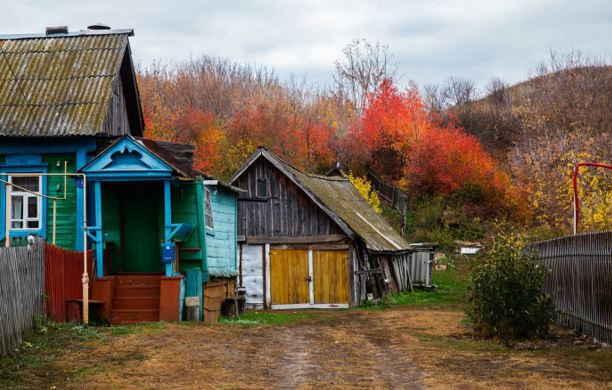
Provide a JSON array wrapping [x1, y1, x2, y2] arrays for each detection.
[[63, 309, 425, 389], [14, 306, 612, 389]]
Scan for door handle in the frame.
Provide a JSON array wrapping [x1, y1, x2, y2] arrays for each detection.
[[304, 276, 312, 282]]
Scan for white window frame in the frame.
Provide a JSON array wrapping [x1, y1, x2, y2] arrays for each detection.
[[9, 175, 42, 231], [204, 187, 214, 230]]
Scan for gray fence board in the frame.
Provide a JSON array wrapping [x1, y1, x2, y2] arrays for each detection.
[[527, 231, 612, 343], [0, 238, 45, 355]]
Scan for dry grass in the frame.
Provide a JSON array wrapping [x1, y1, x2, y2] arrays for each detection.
[[3, 307, 612, 389]]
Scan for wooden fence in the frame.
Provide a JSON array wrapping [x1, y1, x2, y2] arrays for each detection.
[[367, 170, 408, 235], [0, 238, 45, 355], [44, 244, 93, 323], [527, 231, 612, 344]]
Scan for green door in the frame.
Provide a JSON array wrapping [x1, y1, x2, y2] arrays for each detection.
[[120, 184, 163, 273]]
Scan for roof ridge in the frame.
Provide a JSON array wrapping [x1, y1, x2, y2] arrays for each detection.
[[264, 149, 347, 182], [0, 29, 134, 41]]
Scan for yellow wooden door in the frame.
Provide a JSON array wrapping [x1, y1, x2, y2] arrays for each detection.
[[270, 249, 310, 305], [313, 250, 350, 304]]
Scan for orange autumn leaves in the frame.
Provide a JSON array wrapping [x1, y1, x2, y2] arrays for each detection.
[[347, 80, 519, 212], [141, 72, 520, 214]]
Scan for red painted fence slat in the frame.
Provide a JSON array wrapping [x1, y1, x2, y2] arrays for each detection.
[[44, 243, 94, 322]]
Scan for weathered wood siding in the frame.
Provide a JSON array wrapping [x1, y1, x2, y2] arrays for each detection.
[[235, 159, 344, 239], [206, 187, 238, 276], [0, 238, 44, 355], [102, 75, 132, 136]]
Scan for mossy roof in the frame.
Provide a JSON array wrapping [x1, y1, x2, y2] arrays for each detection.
[[231, 148, 411, 253], [0, 31, 133, 137]]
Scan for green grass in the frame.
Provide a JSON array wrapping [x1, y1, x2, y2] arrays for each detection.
[[0, 320, 165, 389], [0, 322, 104, 388], [108, 321, 165, 336], [220, 310, 335, 326], [369, 256, 471, 309]]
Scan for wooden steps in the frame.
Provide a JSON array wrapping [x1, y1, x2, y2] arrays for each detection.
[[110, 275, 161, 324]]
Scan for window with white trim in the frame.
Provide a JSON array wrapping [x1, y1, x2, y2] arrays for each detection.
[[9, 176, 42, 230], [204, 187, 214, 230]]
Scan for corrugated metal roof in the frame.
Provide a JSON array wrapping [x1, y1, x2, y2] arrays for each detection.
[[0, 33, 129, 137], [231, 148, 411, 252]]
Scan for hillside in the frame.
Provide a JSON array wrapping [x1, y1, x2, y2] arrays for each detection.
[[455, 65, 612, 162], [451, 65, 612, 235]]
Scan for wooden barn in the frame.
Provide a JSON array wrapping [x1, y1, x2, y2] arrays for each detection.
[[0, 25, 240, 323], [229, 147, 413, 309]]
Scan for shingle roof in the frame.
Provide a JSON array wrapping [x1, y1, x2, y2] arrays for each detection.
[[231, 148, 411, 252], [0, 30, 139, 137]]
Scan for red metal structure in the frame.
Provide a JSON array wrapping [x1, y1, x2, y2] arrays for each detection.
[[44, 244, 93, 322], [572, 162, 612, 235]]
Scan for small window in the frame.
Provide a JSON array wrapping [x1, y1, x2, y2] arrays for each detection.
[[256, 178, 268, 198], [204, 187, 214, 230], [9, 176, 42, 231]]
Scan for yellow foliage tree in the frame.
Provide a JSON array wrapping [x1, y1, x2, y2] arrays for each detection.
[[347, 174, 382, 213]]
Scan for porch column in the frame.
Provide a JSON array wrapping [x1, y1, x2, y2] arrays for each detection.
[[75, 149, 87, 251], [164, 180, 173, 277], [94, 181, 104, 278]]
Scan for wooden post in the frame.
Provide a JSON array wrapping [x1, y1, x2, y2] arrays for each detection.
[[94, 181, 103, 278], [163, 180, 173, 277], [82, 175, 89, 325], [52, 199, 57, 245]]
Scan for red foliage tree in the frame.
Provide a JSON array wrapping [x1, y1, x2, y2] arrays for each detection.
[[345, 78, 520, 211], [345, 79, 431, 180], [407, 125, 513, 203]]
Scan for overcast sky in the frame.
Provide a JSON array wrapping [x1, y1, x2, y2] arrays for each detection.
[[2, 0, 611, 91]]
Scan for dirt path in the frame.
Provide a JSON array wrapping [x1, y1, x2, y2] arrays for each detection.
[[60, 310, 422, 389], [39, 307, 612, 389]]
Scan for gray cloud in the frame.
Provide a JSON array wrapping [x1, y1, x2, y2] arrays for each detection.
[[1, 0, 610, 92]]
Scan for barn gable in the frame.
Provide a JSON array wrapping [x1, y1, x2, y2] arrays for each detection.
[[232, 156, 347, 242], [230, 147, 410, 252]]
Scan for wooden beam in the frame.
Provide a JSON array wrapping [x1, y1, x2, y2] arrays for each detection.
[[246, 234, 347, 245]]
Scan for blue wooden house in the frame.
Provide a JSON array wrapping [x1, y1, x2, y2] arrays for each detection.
[[0, 25, 240, 323]]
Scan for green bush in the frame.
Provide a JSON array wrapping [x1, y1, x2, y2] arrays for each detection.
[[468, 230, 554, 342]]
